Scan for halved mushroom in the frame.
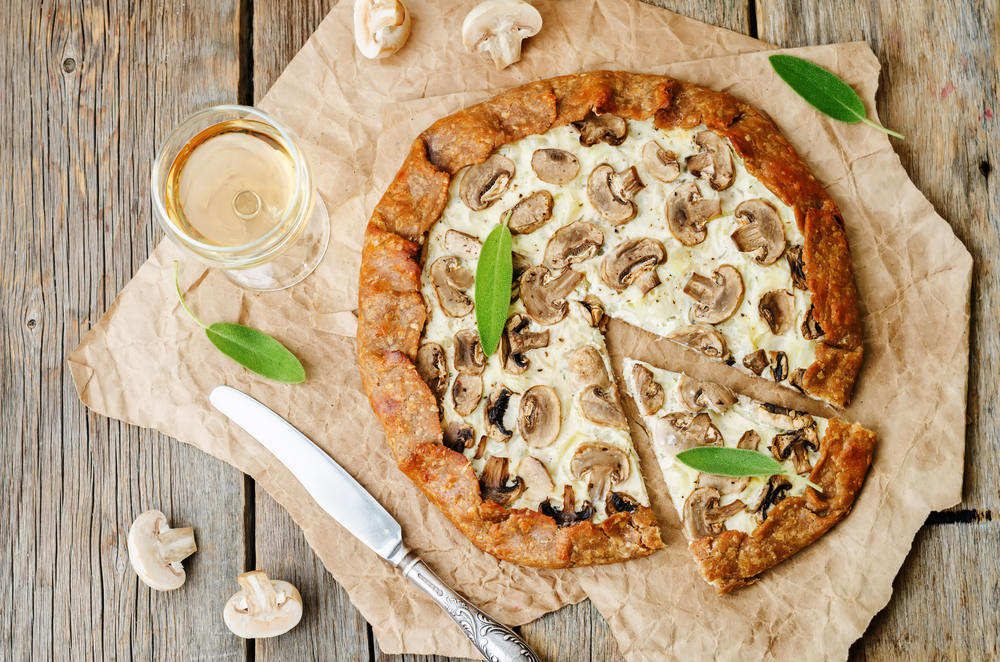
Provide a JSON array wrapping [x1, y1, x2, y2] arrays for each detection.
[[666, 181, 723, 246], [600, 237, 666, 294], [677, 374, 737, 414], [504, 190, 554, 234], [572, 112, 627, 147], [665, 324, 730, 361], [580, 295, 605, 328], [698, 473, 750, 496], [769, 350, 789, 382], [500, 314, 549, 374], [772, 424, 821, 475], [579, 386, 628, 428], [631, 363, 664, 415], [223, 571, 303, 639], [517, 456, 554, 502], [443, 421, 476, 453], [742, 349, 769, 376], [520, 266, 584, 325], [588, 164, 645, 225], [787, 244, 807, 290], [545, 221, 604, 269], [540, 484, 594, 527], [452, 373, 483, 416], [753, 401, 815, 430], [453, 329, 485, 375], [568, 345, 611, 390], [652, 412, 723, 456], [354, 0, 411, 60], [415, 343, 448, 400], [802, 304, 824, 339], [685, 130, 735, 191], [606, 491, 641, 515], [460, 154, 515, 211], [444, 229, 482, 260], [462, 0, 542, 70], [531, 149, 580, 184], [127, 509, 197, 591], [759, 290, 795, 335], [683, 265, 745, 324], [518, 385, 561, 448], [749, 475, 793, 522], [682, 487, 746, 540], [731, 199, 785, 265], [484, 384, 516, 440], [570, 442, 630, 503], [642, 141, 680, 183], [431, 256, 475, 317], [479, 456, 525, 506]]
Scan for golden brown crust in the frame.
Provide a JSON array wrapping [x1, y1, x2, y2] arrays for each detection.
[[689, 418, 877, 594]]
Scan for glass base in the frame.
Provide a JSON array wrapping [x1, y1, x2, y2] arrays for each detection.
[[224, 195, 330, 291]]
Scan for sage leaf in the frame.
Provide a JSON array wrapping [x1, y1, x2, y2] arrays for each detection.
[[769, 54, 905, 139], [675, 446, 823, 493], [475, 211, 514, 356]]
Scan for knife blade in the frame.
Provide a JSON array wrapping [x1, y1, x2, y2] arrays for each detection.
[[210, 385, 539, 662]]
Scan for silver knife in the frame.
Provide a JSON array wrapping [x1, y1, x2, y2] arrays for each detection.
[[210, 385, 539, 662]]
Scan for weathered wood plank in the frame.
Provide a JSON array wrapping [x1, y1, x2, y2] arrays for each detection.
[[253, 0, 339, 105]]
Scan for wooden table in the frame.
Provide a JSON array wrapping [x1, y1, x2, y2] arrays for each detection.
[[3, 0, 995, 659]]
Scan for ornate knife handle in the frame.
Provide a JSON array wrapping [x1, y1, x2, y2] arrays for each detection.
[[387, 545, 540, 662]]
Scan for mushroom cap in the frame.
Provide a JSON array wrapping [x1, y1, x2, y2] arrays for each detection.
[[599, 237, 666, 293], [127, 509, 197, 592], [676, 374, 737, 414], [453, 328, 486, 375], [504, 190, 554, 234], [652, 412, 724, 456], [484, 384, 516, 440], [630, 363, 664, 416], [664, 324, 730, 361], [570, 442, 631, 503], [587, 164, 645, 225], [545, 221, 604, 269], [451, 373, 483, 416], [666, 181, 722, 246], [460, 154, 515, 210], [479, 456, 525, 506], [500, 314, 549, 374], [568, 345, 611, 390], [758, 290, 795, 335], [223, 571, 303, 639], [354, 0, 411, 59], [578, 386, 627, 428], [519, 266, 583, 325], [753, 401, 815, 430], [683, 265, 745, 325], [642, 141, 680, 183], [731, 199, 785, 265], [517, 456, 554, 502], [444, 229, 483, 260], [572, 112, 628, 147], [518, 384, 562, 448], [462, 0, 542, 70], [684, 130, 735, 191], [415, 343, 448, 400], [531, 148, 580, 184], [430, 256, 475, 317]]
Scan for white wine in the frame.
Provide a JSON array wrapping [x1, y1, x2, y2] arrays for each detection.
[[164, 119, 297, 247]]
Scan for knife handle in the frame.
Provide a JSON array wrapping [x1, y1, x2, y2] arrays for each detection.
[[392, 548, 540, 662]]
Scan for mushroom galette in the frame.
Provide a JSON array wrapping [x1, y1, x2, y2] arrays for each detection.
[[358, 71, 873, 574]]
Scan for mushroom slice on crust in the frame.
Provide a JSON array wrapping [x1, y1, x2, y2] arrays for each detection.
[[517, 456, 554, 502], [600, 237, 666, 294], [500, 314, 549, 374], [630, 363, 664, 416], [802, 304, 824, 339], [642, 141, 680, 183], [665, 324, 730, 361], [461, 0, 542, 71], [504, 190, 554, 234], [442, 421, 476, 453], [742, 348, 769, 375], [531, 148, 580, 184], [572, 112, 627, 147], [478, 456, 525, 507], [451, 373, 483, 416], [666, 181, 723, 246], [683, 265, 745, 325], [444, 229, 482, 260], [570, 442, 630, 503], [652, 412, 724, 456], [568, 345, 611, 390], [453, 329, 485, 375], [772, 424, 821, 475], [354, 0, 411, 60], [606, 491, 641, 515], [415, 343, 448, 400], [588, 164, 646, 225], [519, 266, 584, 325], [748, 475, 793, 522], [759, 290, 796, 336], [677, 374, 737, 414], [127, 510, 197, 591], [682, 486, 746, 540], [430, 256, 475, 317], [698, 473, 750, 496], [579, 386, 628, 428], [484, 384, 516, 440], [753, 401, 815, 430], [460, 154, 515, 211], [223, 571, 303, 639], [732, 199, 786, 265], [540, 484, 594, 527], [518, 385, 561, 448], [684, 130, 735, 191], [545, 221, 604, 269], [787, 244, 807, 290]]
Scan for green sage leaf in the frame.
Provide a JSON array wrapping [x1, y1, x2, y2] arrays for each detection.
[[769, 54, 905, 139], [475, 213, 514, 356], [205, 323, 306, 383], [676, 446, 823, 492]]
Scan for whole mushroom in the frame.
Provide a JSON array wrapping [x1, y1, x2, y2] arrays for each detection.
[[354, 0, 411, 59], [462, 0, 542, 70], [223, 570, 303, 639], [127, 509, 197, 591]]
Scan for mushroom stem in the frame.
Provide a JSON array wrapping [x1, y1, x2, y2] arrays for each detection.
[[237, 571, 282, 618], [487, 30, 523, 70], [158, 527, 197, 564]]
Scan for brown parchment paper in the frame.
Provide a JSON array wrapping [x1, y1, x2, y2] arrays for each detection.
[[67, 1, 971, 659]]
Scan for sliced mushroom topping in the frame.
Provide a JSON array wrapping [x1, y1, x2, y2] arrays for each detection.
[[642, 141, 680, 183], [460, 154, 515, 211], [750, 475, 793, 522], [453, 329, 485, 375], [802, 304, 824, 339], [787, 244, 807, 290], [452, 373, 483, 416], [568, 345, 611, 390], [738, 429, 762, 450], [519, 266, 584, 325], [587, 164, 645, 225], [789, 368, 806, 393], [759, 290, 795, 335], [579, 386, 628, 428], [665, 324, 730, 361], [685, 130, 735, 191], [545, 221, 604, 269], [504, 190, 554, 234], [570, 442, 630, 503], [772, 424, 821, 475], [430, 256, 475, 317], [683, 265, 745, 324], [580, 295, 604, 328], [630, 364, 664, 416], [531, 149, 580, 184], [731, 200, 786, 265], [509, 251, 533, 302], [444, 229, 482, 260], [753, 401, 815, 430], [698, 473, 750, 496], [769, 350, 789, 383], [517, 456, 554, 502], [479, 456, 525, 507], [742, 349, 769, 375], [652, 412, 723, 456], [540, 484, 594, 527], [677, 374, 737, 414], [484, 384, 516, 440], [572, 112, 627, 146], [415, 343, 448, 400], [682, 486, 746, 540], [499, 314, 549, 374], [666, 182, 723, 246], [606, 491, 640, 515], [518, 385, 561, 448], [442, 421, 476, 453], [600, 237, 666, 294]]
